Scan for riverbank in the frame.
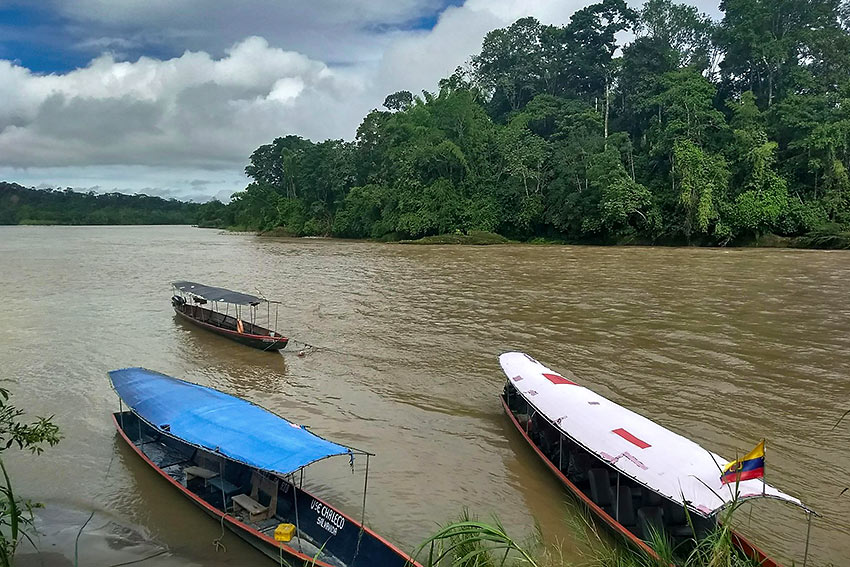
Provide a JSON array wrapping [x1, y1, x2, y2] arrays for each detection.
[[248, 226, 850, 249], [16, 503, 194, 567]]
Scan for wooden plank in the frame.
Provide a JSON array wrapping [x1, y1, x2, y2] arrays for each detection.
[[185, 466, 218, 480], [233, 494, 267, 515]]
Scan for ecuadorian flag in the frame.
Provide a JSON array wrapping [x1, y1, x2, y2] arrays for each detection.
[[721, 440, 765, 485]]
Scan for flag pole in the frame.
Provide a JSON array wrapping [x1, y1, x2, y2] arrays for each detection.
[[762, 438, 766, 497]]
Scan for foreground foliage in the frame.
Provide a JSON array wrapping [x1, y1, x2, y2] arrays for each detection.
[[0, 387, 61, 567], [208, 0, 850, 246], [414, 501, 798, 567]]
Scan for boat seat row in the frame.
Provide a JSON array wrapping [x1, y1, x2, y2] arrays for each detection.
[[588, 469, 637, 527], [586, 467, 697, 542], [516, 408, 708, 544], [232, 471, 278, 523], [232, 493, 269, 522]]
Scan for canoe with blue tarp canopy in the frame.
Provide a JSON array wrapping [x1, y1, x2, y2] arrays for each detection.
[[109, 367, 356, 475]]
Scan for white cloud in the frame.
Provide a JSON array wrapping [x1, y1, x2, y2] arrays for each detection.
[[0, 36, 359, 172]]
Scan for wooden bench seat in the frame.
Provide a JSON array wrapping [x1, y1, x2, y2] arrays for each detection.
[[232, 494, 268, 523], [208, 476, 240, 497], [184, 466, 218, 482]]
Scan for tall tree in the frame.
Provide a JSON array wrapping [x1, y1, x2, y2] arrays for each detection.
[[717, 0, 848, 107], [473, 17, 546, 114], [636, 0, 716, 72]]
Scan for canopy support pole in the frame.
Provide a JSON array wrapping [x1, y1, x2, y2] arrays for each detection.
[[558, 435, 563, 471], [802, 511, 812, 567], [274, 304, 279, 334], [291, 473, 303, 553], [299, 468, 303, 489], [354, 454, 370, 563], [219, 460, 227, 512], [360, 455, 370, 527], [119, 399, 124, 429], [615, 472, 620, 522]]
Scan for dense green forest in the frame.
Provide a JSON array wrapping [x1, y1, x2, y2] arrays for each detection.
[[205, 0, 850, 245], [0, 182, 201, 225]]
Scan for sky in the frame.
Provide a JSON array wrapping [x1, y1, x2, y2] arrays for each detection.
[[0, 0, 720, 202]]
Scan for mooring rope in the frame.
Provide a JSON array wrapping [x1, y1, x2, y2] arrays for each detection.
[[74, 449, 118, 567], [280, 338, 378, 362], [212, 511, 228, 553]]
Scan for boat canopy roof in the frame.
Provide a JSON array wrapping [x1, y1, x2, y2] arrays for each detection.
[[500, 352, 810, 518], [110, 367, 358, 476], [173, 281, 269, 306]]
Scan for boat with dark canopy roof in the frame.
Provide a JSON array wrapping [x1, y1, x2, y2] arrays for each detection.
[[109, 367, 418, 567], [499, 351, 816, 567], [171, 281, 288, 351]]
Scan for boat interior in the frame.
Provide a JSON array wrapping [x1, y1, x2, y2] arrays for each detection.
[[116, 410, 349, 566], [504, 382, 715, 549], [173, 298, 282, 338]]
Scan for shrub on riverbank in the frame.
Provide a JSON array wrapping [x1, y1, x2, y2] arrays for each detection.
[[400, 231, 512, 245]]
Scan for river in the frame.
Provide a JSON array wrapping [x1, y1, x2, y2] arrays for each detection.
[[1, 225, 848, 566]]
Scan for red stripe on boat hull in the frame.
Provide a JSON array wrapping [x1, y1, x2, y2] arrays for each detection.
[[111, 413, 419, 567], [499, 396, 660, 559], [174, 308, 288, 351]]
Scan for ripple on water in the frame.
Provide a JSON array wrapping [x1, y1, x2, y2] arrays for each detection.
[[1, 227, 848, 566]]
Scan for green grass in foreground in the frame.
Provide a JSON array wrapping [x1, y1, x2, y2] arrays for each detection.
[[412, 503, 827, 567]]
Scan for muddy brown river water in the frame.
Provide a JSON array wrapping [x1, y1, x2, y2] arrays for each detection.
[[1, 225, 849, 566]]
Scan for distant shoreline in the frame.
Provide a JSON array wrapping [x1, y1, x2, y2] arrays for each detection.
[[1, 181, 201, 226], [7, 224, 848, 249], [251, 228, 850, 249]]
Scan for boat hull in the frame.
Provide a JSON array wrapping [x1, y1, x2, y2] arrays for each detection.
[[500, 395, 779, 567], [173, 304, 288, 351], [112, 411, 417, 567]]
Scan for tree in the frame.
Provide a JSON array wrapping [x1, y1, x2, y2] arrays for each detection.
[[725, 91, 791, 235], [636, 0, 716, 71], [716, 0, 849, 107], [244, 135, 312, 197], [383, 91, 414, 112], [560, 0, 637, 102], [0, 387, 61, 566], [473, 17, 546, 114], [673, 140, 730, 241]]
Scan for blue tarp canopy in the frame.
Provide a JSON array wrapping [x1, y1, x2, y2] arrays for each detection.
[[110, 368, 354, 475]]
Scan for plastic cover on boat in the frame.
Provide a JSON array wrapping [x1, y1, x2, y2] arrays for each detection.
[[500, 352, 807, 517], [173, 281, 265, 306], [110, 367, 353, 475]]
